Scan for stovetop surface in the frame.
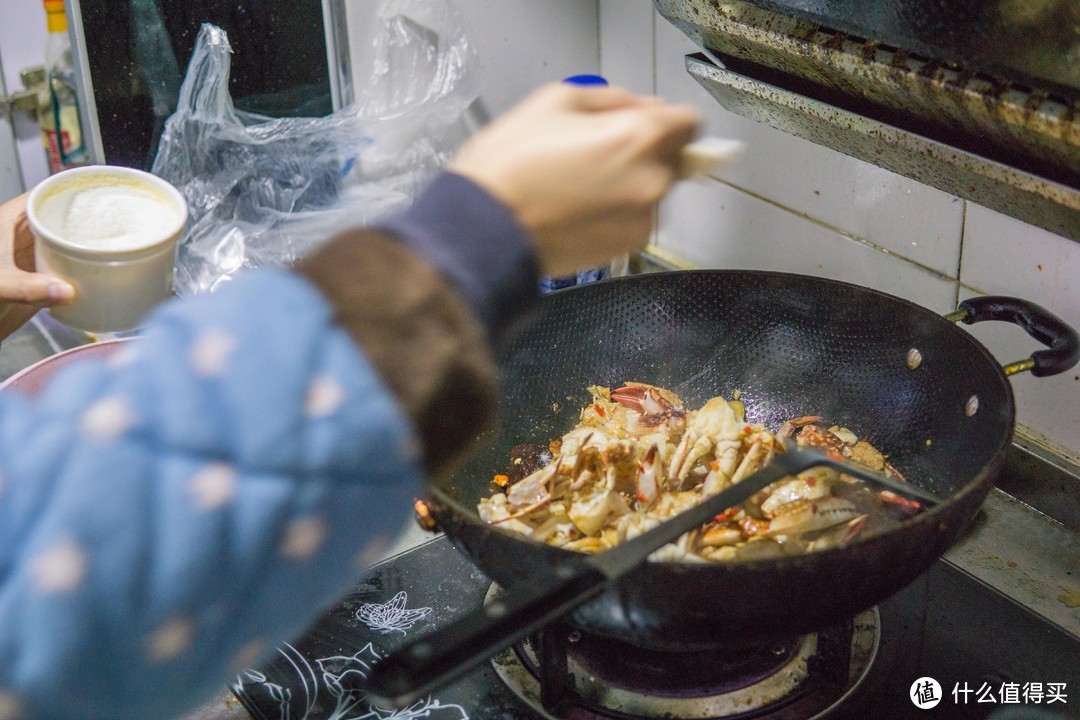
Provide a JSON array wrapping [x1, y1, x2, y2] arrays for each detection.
[[231, 536, 1080, 720], [231, 538, 526, 720]]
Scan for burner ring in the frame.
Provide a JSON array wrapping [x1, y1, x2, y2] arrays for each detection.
[[487, 584, 880, 720]]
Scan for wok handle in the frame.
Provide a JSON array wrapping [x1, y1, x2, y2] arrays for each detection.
[[952, 296, 1080, 377]]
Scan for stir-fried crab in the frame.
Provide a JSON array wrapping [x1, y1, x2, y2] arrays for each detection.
[[478, 383, 921, 563], [779, 416, 921, 517]]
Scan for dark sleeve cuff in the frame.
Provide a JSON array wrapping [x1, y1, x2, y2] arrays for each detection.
[[371, 172, 540, 341]]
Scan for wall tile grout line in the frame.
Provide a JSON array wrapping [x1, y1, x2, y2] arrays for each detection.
[[954, 200, 969, 309], [650, 7, 657, 96], [702, 175, 960, 283], [597, 0, 604, 84]]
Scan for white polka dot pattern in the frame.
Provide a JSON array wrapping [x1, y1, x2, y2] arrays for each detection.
[[80, 397, 135, 440], [0, 271, 424, 716], [305, 375, 345, 418], [146, 617, 194, 663], [228, 638, 266, 673], [188, 463, 237, 511], [30, 541, 88, 594], [189, 329, 237, 377], [280, 516, 327, 560]]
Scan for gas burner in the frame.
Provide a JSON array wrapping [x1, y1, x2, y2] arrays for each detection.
[[487, 586, 879, 720]]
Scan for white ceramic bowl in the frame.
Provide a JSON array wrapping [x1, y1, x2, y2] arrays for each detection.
[[27, 165, 188, 334]]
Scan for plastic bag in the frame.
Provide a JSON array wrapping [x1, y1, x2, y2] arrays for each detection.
[[152, 0, 480, 296]]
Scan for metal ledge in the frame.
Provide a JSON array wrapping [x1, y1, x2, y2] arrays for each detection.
[[999, 436, 1080, 534], [685, 53, 1080, 243], [944, 488, 1080, 643]]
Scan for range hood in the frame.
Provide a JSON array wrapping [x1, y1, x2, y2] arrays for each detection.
[[653, 0, 1080, 242]]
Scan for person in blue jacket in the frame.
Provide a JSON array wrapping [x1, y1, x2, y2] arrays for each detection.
[[0, 82, 699, 720]]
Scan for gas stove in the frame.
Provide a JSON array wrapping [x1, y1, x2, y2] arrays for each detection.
[[228, 443, 1080, 720]]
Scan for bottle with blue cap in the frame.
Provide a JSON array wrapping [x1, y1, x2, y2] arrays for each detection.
[[538, 74, 622, 294]]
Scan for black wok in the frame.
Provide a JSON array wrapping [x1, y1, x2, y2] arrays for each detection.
[[375, 270, 1079, 701]]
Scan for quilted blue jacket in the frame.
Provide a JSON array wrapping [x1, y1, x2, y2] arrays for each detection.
[[0, 173, 537, 720]]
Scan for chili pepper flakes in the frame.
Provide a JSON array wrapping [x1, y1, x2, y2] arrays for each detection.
[[713, 508, 737, 523]]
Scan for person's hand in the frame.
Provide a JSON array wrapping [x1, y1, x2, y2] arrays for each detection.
[[0, 191, 76, 340], [449, 83, 701, 276]]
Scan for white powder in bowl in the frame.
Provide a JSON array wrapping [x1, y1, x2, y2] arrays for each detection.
[[37, 180, 180, 251]]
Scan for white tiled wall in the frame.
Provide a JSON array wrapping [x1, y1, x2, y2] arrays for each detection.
[[959, 207, 1080, 455], [346, 0, 600, 119], [600, 0, 1080, 461], [452, 0, 600, 114]]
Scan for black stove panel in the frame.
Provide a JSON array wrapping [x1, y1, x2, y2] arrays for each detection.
[[231, 537, 1079, 720]]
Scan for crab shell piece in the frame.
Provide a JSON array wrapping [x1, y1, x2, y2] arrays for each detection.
[[670, 397, 744, 481], [699, 523, 744, 547], [759, 469, 836, 518], [568, 488, 630, 536], [766, 496, 860, 536]]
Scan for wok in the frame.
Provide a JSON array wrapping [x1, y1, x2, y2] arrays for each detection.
[[372, 270, 1079, 702]]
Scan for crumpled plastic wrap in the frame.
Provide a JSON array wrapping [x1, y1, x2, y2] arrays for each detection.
[[152, 0, 480, 296]]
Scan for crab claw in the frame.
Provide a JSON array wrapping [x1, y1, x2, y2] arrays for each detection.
[[806, 513, 870, 552], [636, 444, 665, 505], [611, 385, 649, 412], [844, 514, 870, 540], [611, 383, 686, 435], [879, 490, 921, 517], [777, 415, 824, 439]]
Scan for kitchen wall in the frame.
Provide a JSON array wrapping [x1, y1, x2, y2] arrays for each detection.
[[600, 1, 1080, 462], [433, 0, 600, 115], [0, 0, 51, 194], [345, 0, 600, 118]]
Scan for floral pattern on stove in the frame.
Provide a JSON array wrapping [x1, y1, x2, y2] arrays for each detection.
[[231, 593, 463, 720], [233, 642, 469, 720], [369, 696, 469, 720], [317, 644, 383, 719], [355, 591, 433, 635], [232, 643, 319, 720]]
